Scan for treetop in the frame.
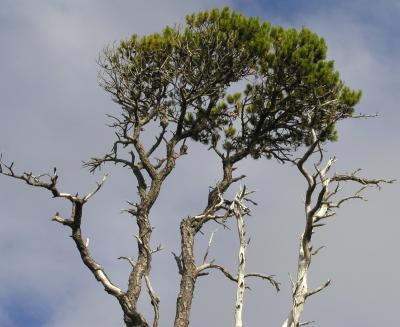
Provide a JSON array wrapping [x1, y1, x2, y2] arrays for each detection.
[[98, 7, 361, 163]]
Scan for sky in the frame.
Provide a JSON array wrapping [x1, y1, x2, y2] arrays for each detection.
[[0, 0, 399, 326]]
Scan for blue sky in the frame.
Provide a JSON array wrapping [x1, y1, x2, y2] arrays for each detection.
[[0, 1, 399, 326]]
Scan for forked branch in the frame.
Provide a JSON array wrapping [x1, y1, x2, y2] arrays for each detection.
[[0, 156, 150, 327], [282, 138, 393, 327]]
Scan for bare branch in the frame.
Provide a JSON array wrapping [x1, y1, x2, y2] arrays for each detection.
[[332, 173, 395, 188], [144, 275, 160, 327], [196, 263, 279, 291], [52, 211, 73, 226], [172, 252, 183, 275], [147, 127, 167, 158], [0, 159, 131, 311], [118, 256, 136, 269], [197, 263, 237, 282], [151, 244, 164, 254], [329, 195, 365, 208], [306, 280, 331, 299], [202, 229, 217, 264], [244, 272, 280, 292], [0, 157, 60, 197], [311, 245, 325, 256], [232, 174, 246, 184], [283, 136, 395, 327], [83, 174, 108, 202]]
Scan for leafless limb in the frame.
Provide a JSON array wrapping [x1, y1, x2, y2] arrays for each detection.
[[194, 187, 279, 326], [306, 280, 331, 299], [233, 186, 249, 327], [244, 272, 280, 292], [144, 275, 160, 327], [151, 244, 164, 254], [119, 256, 136, 269], [172, 252, 183, 275], [83, 174, 108, 202], [311, 245, 325, 256], [174, 178, 278, 327], [196, 263, 280, 292], [202, 229, 217, 264], [282, 134, 393, 327], [197, 263, 237, 282], [0, 157, 150, 327]]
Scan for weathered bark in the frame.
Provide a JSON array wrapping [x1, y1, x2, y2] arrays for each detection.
[[281, 235, 311, 327], [174, 219, 197, 327], [126, 212, 152, 297], [282, 138, 331, 327], [173, 160, 235, 327], [123, 174, 168, 327], [234, 198, 247, 327], [122, 310, 149, 327]]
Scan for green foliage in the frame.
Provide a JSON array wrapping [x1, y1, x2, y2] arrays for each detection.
[[224, 125, 236, 138], [99, 7, 361, 162]]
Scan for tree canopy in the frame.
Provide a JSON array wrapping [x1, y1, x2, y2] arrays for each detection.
[[99, 7, 361, 165]]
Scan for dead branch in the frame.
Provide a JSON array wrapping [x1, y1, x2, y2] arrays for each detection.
[[196, 263, 280, 292], [0, 157, 150, 326], [282, 134, 393, 327], [305, 280, 331, 299], [144, 275, 160, 327], [119, 256, 136, 269], [172, 252, 183, 275], [233, 186, 249, 327], [202, 229, 217, 264]]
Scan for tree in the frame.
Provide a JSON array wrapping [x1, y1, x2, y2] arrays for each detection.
[[280, 131, 392, 327], [0, 7, 392, 327]]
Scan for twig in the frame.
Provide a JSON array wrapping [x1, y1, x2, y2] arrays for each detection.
[[172, 252, 183, 274], [306, 280, 331, 299], [83, 174, 108, 202], [203, 229, 217, 263], [118, 256, 136, 268]]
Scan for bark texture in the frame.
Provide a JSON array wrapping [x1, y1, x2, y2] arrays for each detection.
[[174, 219, 197, 327], [173, 160, 235, 327], [233, 188, 248, 327]]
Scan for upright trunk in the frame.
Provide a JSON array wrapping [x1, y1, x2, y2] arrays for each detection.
[[282, 234, 311, 327], [128, 213, 153, 297], [234, 206, 247, 327], [123, 209, 154, 327], [173, 219, 198, 327], [173, 160, 234, 327]]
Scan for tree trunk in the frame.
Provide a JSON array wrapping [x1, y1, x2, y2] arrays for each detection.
[[234, 205, 247, 327], [123, 210, 153, 327], [173, 219, 198, 327], [282, 234, 310, 327], [123, 313, 149, 327]]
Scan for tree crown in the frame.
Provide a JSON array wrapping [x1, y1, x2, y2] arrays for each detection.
[[99, 7, 361, 162]]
